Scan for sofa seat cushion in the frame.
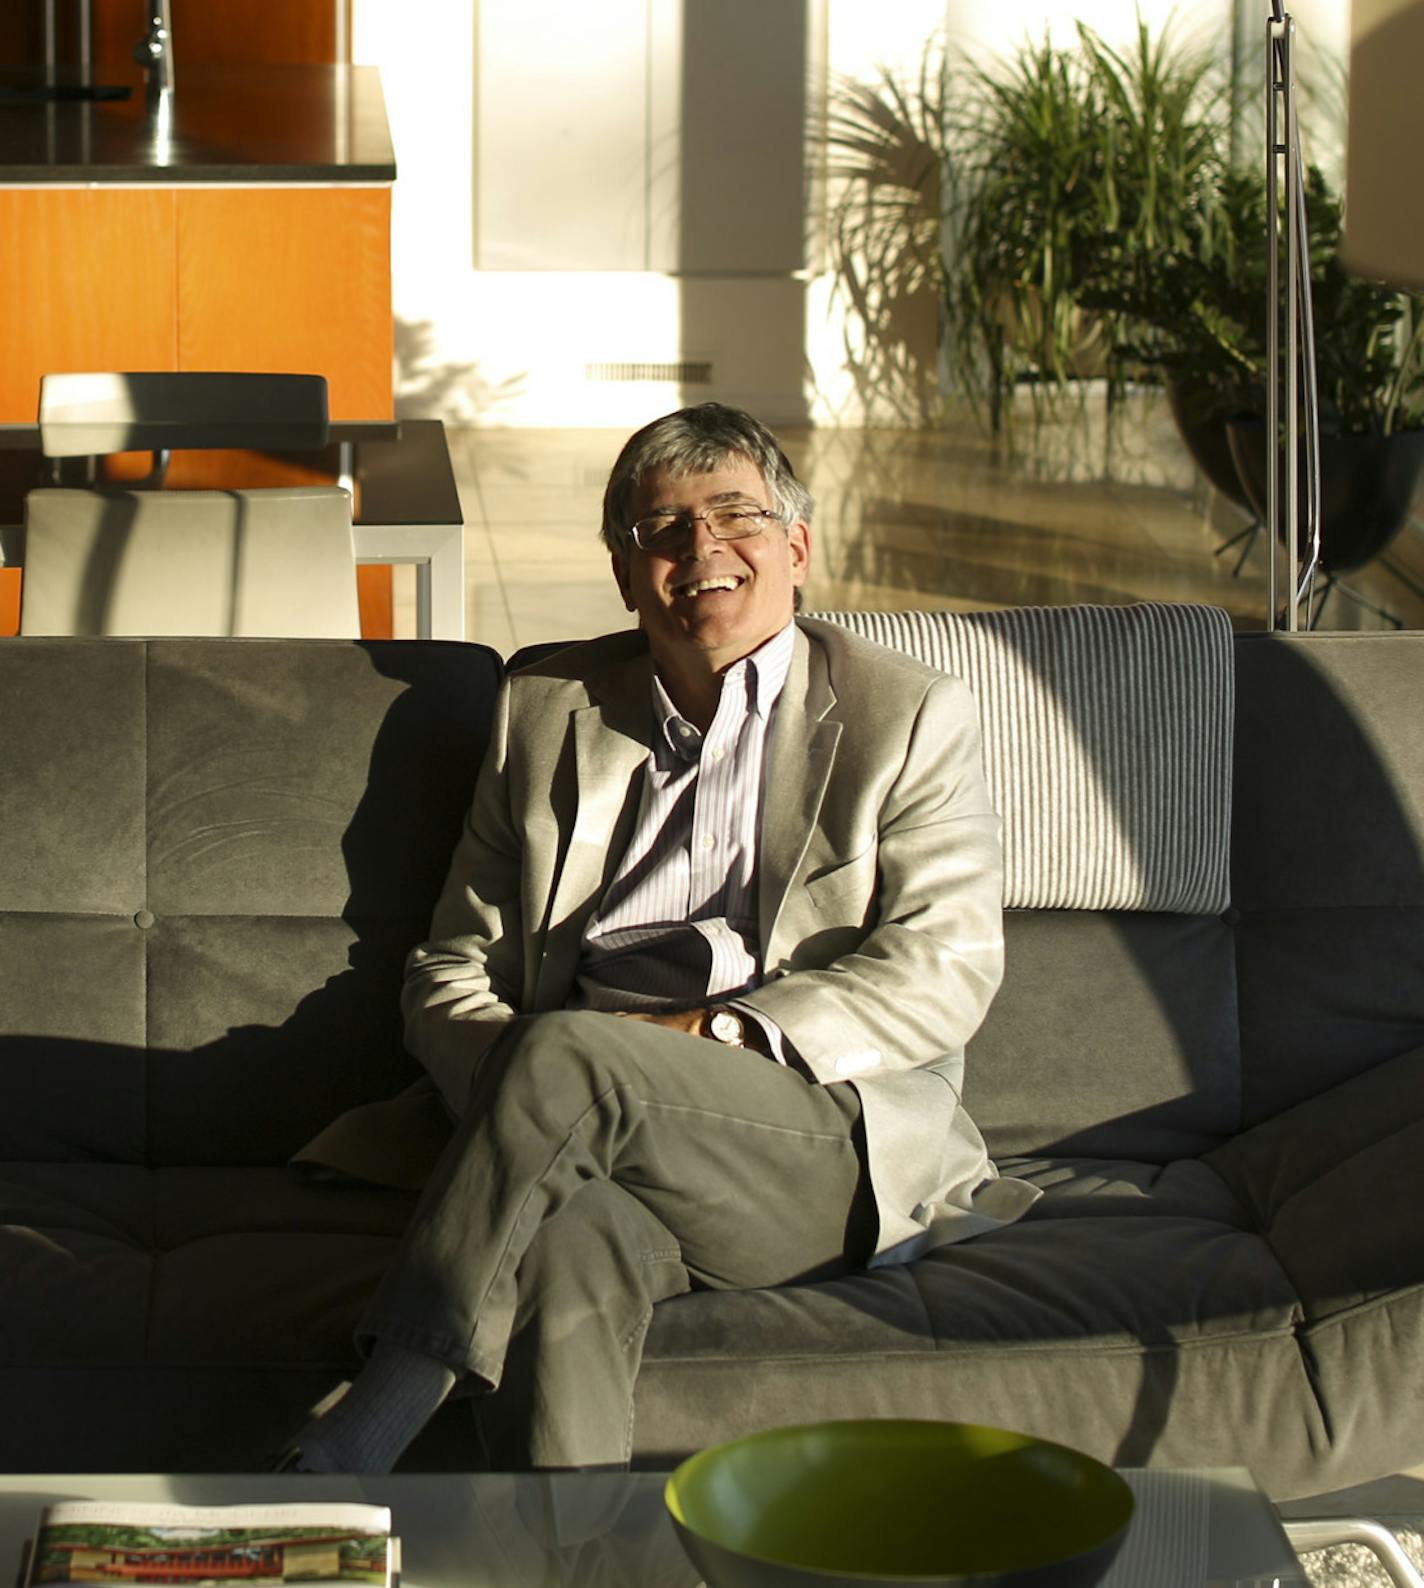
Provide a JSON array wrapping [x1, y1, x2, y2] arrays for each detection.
[[0, 1165, 412, 1366], [1199, 1042, 1424, 1489], [996, 1153, 1251, 1224], [1204, 1041, 1424, 1316], [633, 1149, 1333, 1487]]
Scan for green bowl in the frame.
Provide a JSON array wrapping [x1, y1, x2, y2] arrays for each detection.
[[664, 1419, 1134, 1588]]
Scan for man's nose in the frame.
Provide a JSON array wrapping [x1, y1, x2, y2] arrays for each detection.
[[680, 513, 724, 557]]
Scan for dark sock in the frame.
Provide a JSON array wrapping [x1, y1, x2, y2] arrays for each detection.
[[292, 1342, 458, 1473]]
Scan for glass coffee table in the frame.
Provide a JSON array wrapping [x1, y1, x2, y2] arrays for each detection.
[[0, 1467, 1310, 1587]]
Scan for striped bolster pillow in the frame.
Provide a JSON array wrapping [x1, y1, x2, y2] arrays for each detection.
[[809, 603, 1234, 913]]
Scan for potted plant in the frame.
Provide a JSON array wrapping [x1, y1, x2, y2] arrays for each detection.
[[943, 20, 1225, 434], [1081, 162, 1268, 508], [1228, 172, 1424, 614], [817, 20, 1227, 440], [1091, 160, 1424, 611]]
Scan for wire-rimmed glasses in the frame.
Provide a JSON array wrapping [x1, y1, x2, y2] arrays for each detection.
[[626, 504, 782, 553]]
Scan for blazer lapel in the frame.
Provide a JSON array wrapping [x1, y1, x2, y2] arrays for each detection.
[[534, 651, 652, 1007], [759, 625, 841, 952]]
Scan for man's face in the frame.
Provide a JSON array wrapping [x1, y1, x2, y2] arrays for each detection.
[[611, 456, 811, 677]]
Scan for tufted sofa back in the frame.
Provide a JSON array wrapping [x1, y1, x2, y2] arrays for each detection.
[[1, 620, 1420, 1175], [0, 639, 500, 1168]]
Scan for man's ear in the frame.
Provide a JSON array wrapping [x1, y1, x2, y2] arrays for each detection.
[[787, 520, 812, 588], [611, 550, 636, 613]]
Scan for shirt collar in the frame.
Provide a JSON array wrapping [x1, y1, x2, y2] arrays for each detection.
[[651, 620, 796, 758]]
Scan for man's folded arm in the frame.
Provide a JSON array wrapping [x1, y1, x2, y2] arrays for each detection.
[[740, 673, 1004, 1085], [402, 681, 525, 1110]]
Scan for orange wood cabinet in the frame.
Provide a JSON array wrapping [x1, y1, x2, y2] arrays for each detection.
[[91, 0, 350, 67], [0, 188, 179, 412], [1, 1, 350, 70]]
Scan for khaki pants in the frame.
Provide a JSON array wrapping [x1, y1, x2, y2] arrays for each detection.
[[359, 1010, 875, 1467]]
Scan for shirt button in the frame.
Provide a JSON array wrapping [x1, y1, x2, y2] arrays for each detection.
[[700, 833, 716, 850]]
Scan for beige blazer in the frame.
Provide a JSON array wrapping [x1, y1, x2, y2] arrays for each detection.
[[304, 619, 1037, 1260]]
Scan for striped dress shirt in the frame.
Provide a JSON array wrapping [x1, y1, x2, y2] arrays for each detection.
[[573, 622, 795, 1027]]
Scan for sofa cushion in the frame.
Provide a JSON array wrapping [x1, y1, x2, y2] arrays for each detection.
[[810, 604, 1234, 912], [633, 1151, 1334, 1488], [966, 910, 1241, 1159], [143, 916, 423, 1167], [1234, 908, 1424, 1125], [1232, 632, 1424, 912], [0, 639, 502, 1166], [0, 1164, 410, 1365], [1231, 632, 1424, 1121], [1205, 1042, 1424, 1314], [0, 640, 147, 914]]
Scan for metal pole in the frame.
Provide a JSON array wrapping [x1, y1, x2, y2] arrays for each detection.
[[136, 1, 175, 101], [1283, 16, 1300, 630], [1266, 17, 1282, 628]]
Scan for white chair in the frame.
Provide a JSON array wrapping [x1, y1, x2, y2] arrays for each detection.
[[38, 371, 330, 482], [19, 486, 360, 638]]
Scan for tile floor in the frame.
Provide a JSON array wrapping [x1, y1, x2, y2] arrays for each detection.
[[409, 397, 1424, 653]]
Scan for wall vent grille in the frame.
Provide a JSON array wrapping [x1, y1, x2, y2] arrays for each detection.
[[585, 361, 713, 384]]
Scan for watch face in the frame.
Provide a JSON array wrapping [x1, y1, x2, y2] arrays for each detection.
[[709, 1009, 745, 1046]]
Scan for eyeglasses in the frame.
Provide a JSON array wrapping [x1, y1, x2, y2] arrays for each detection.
[[626, 504, 782, 553]]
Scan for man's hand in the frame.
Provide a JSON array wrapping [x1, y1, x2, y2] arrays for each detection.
[[614, 1008, 708, 1038], [612, 1007, 772, 1056]]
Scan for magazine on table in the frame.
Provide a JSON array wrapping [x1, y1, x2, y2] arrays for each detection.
[[19, 1500, 399, 1588]]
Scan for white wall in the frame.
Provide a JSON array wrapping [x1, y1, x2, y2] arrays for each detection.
[[356, 0, 834, 428]]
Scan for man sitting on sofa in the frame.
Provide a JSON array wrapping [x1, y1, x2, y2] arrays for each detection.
[[281, 401, 1035, 1473]]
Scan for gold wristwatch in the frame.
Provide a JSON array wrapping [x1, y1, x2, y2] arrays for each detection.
[[706, 1007, 747, 1047]]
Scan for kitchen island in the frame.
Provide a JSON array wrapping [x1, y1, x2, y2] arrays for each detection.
[[0, 63, 397, 633]]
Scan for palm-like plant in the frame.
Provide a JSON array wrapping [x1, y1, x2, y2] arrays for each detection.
[[1079, 21, 1226, 257], [944, 21, 1227, 432], [945, 38, 1106, 429]]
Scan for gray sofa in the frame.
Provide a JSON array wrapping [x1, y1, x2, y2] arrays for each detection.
[[1, 610, 1420, 1501]]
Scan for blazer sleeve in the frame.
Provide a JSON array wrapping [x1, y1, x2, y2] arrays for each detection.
[[741, 670, 1004, 1086], [401, 677, 526, 1109]]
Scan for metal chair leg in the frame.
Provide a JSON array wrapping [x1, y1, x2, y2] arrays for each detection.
[[1214, 519, 1262, 577], [1284, 1518, 1424, 1588], [1333, 577, 1404, 629]]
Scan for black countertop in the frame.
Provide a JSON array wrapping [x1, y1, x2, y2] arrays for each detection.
[[0, 64, 395, 182]]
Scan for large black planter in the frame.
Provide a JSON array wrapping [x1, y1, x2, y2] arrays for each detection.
[[1225, 419, 1424, 573], [1166, 380, 1257, 514]]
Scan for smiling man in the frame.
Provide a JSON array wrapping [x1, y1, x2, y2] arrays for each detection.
[[280, 403, 1035, 1473]]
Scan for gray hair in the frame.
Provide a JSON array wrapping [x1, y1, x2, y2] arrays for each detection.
[[599, 402, 815, 552]]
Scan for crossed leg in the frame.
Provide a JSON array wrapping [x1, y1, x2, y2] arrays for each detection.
[[471, 1178, 690, 1468], [301, 1009, 874, 1470]]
